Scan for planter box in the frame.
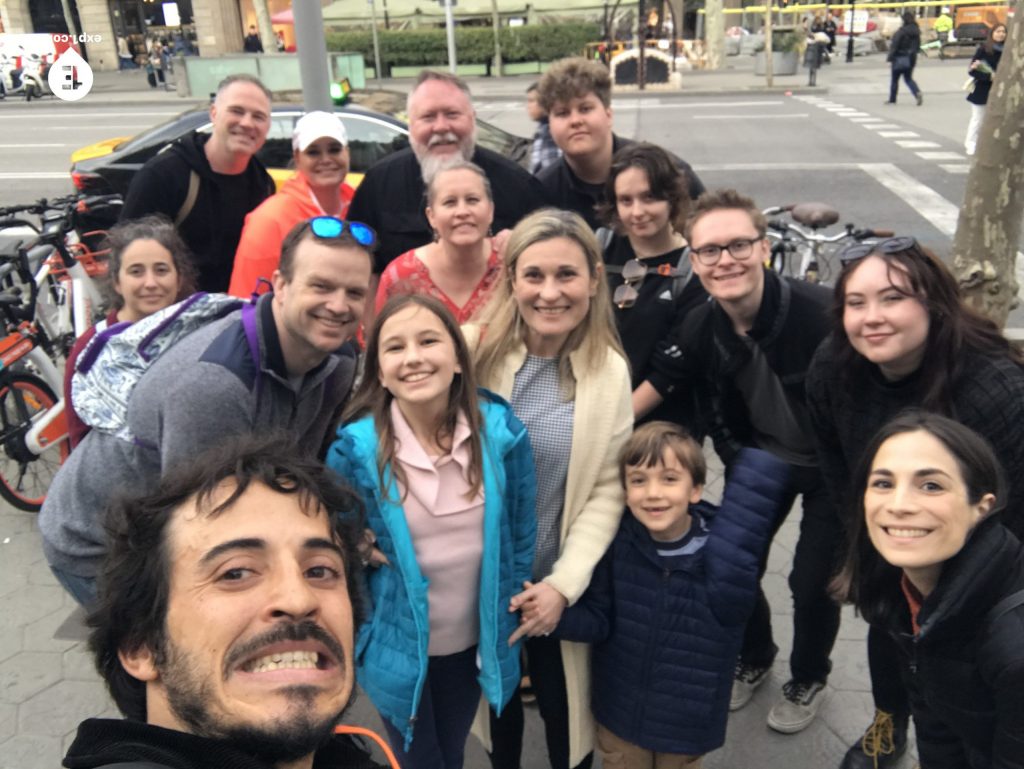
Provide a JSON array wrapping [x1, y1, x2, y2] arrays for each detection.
[[753, 50, 799, 76]]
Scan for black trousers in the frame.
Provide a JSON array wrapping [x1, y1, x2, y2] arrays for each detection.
[[889, 67, 920, 102], [488, 635, 593, 769], [868, 625, 910, 718], [739, 462, 844, 684]]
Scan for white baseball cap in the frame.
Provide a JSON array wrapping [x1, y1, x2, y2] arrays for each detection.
[[292, 111, 348, 152]]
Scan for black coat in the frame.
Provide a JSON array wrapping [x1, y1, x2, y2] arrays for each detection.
[[556, 448, 791, 755], [651, 268, 832, 466], [888, 23, 921, 69], [967, 44, 1003, 106], [120, 132, 274, 292], [347, 145, 545, 272], [878, 518, 1024, 769], [63, 718, 384, 769]]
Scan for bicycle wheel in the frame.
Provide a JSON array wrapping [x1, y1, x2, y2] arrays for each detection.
[[0, 373, 67, 512]]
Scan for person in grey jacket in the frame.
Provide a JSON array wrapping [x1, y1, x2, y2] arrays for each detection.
[[39, 218, 373, 606]]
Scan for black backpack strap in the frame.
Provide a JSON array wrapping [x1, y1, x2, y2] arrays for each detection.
[[986, 588, 1024, 624]]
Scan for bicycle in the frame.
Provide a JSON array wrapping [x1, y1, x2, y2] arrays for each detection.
[[762, 202, 894, 285], [0, 194, 117, 360], [0, 250, 72, 511]]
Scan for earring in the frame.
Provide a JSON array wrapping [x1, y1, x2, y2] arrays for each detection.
[[432, 229, 440, 243]]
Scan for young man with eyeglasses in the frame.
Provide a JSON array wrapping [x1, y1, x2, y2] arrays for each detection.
[[636, 189, 842, 736], [40, 218, 372, 607]]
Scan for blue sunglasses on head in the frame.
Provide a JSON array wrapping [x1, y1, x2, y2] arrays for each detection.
[[308, 216, 377, 248]]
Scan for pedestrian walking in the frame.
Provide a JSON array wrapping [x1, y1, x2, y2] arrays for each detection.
[[964, 23, 1006, 156], [243, 25, 263, 53], [805, 29, 829, 86], [886, 13, 923, 105]]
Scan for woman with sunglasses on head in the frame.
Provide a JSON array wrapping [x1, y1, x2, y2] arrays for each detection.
[[597, 143, 708, 427], [834, 411, 1024, 769], [376, 161, 502, 324], [466, 208, 633, 769], [229, 111, 356, 297], [327, 293, 536, 769], [63, 215, 196, 450], [806, 237, 1024, 769]]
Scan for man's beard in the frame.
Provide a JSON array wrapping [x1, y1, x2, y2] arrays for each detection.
[[412, 129, 476, 185], [155, 621, 352, 765]]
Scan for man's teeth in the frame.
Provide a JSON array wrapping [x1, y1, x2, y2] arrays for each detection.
[[887, 527, 929, 538], [245, 650, 320, 673]]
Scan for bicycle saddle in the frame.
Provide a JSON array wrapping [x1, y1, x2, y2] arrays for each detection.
[[790, 203, 840, 229]]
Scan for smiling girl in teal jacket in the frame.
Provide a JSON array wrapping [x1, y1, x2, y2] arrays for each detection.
[[327, 295, 536, 769]]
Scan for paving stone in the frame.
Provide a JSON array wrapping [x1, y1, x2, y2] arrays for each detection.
[[62, 644, 101, 683], [0, 584, 68, 629], [0, 652, 63, 704], [0, 733, 63, 769], [0, 626, 21, 666], [25, 558, 60, 587], [0, 702, 15, 743], [828, 638, 872, 693], [18, 680, 114, 737], [22, 608, 80, 654]]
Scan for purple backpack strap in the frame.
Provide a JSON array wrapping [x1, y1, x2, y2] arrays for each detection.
[[241, 301, 262, 402]]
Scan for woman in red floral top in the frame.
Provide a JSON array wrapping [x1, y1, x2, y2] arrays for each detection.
[[376, 161, 502, 323]]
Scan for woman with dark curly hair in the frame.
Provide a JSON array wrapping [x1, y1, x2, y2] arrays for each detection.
[[806, 237, 1024, 769], [63, 214, 196, 449], [597, 142, 707, 429], [835, 411, 1024, 769]]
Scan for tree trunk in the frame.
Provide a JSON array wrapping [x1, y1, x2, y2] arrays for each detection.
[[704, 0, 725, 70], [951, 11, 1024, 327], [253, 0, 275, 57]]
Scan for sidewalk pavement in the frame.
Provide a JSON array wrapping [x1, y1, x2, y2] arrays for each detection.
[[81, 50, 966, 106], [0, 448, 917, 769]]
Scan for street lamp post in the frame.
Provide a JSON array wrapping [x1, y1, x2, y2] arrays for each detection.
[[846, 0, 855, 63]]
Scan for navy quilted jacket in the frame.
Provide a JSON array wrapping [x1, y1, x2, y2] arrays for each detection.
[[556, 448, 790, 755]]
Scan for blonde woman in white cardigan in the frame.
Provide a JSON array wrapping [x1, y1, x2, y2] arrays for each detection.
[[468, 208, 633, 769]]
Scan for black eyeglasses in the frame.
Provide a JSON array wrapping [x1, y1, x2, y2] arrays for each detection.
[[691, 237, 762, 266], [308, 216, 377, 247], [835, 236, 918, 265], [610, 259, 684, 309]]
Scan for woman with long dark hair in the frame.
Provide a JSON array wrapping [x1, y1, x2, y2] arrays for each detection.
[[835, 411, 1024, 769], [806, 237, 1024, 769], [885, 12, 923, 106], [964, 23, 1007, 156]]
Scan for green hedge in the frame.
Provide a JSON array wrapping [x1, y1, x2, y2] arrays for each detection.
[[325, 23, 601, 72]]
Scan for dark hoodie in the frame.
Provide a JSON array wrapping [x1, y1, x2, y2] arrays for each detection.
[[63, 718, 384, 769], [121, 132, 275, 292]]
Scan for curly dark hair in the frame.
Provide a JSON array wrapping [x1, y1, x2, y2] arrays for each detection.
[[537, 57, 612, 112], [101, 215, 196, 312], [87, 432, 366, 722], [596, 142, 690, 234]]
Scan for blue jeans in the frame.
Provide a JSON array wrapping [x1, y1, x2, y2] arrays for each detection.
[[50, 565, 97, 607], [381, 645, 481, 769], [889, 67, 920, 102]]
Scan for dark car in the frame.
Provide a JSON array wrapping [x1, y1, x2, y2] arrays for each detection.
[[70, 104, 530, 195]]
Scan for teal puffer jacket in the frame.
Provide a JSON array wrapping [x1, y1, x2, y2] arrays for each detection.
[[326, 390, 537, 748]]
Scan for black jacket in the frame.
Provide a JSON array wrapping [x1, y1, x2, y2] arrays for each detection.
[[63, 718, 384, 769], [967, 44, 1003, 105], [347, 145, 546, 272], [807, 343, 1024, 538], [120, 132, 275, 292], [888, 23, 921, 68], [651, 268, 832, 466], [876, 519, 1024, 769], [536, 134, 705, 230]]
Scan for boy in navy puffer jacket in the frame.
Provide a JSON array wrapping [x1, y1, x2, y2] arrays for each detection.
[[555, 421, 790, 767]]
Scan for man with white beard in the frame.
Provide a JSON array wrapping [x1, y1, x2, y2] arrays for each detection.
[[347, 70, 546, 273]]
